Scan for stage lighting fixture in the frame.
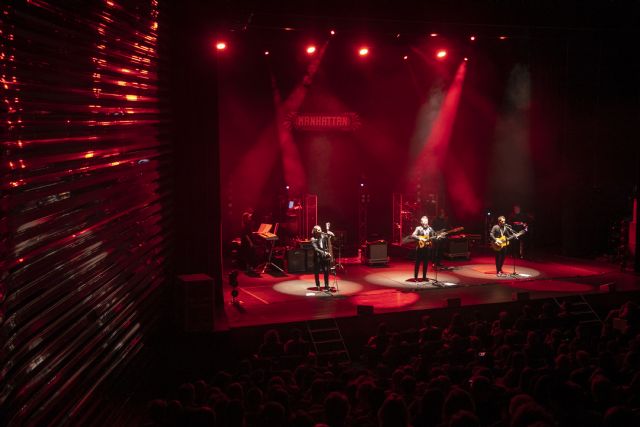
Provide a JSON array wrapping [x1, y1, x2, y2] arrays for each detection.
[[403, 55, 408, 60], [330, 30, 336, 36], [436, 49, 447, 59], [499, 36, 508, 40], [430, 33, 438, 37], [306, 45, 316, 55], [470, 36, 476, 41], [358, 47, 369, 56], [215, 41, 226, 50], [464, 57, 468, 61]]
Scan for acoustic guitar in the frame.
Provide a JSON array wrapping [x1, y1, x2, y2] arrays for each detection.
[[491, 227, 527, 251], [415, 226, 464, 248]]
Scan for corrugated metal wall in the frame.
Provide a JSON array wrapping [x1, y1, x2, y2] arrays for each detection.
[[1, 0, 171, 424]]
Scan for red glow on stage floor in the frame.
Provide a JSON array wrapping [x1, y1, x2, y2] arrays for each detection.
[[222, 255, 633, 329]]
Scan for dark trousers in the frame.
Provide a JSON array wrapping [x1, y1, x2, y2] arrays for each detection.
[[495, 247, 507, 273], [414, 247, 431, 279], [314, 258, 330, 289]]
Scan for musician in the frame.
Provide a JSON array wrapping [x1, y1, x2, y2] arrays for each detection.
[[431, 208, 449, 267], [412, 216, 436, 281], [311, 225, 334, 291], [490, 216, 515, 276]]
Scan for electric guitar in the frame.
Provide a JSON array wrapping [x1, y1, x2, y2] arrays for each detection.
[[491, 227, 528, 251], [415, 226, 464, 248]]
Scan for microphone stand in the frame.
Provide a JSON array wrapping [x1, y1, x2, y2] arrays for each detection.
[[505, 225, 521, 278], [428, 232, 445, 287]]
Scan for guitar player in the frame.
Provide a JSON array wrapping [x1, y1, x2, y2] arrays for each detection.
[[412, 216, 436, 281], [490, 215, 516, 277]]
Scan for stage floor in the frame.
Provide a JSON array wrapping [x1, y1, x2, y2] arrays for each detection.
[[221, 255, 636, 329]]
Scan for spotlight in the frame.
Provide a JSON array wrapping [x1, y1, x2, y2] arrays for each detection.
[[330, 29, 336, 36], [358, 47, 369, 56], [436, 49, 447, 59], [403, 55, 408, 60], [464, 57, 468, 61], [360, 183, 365, 187], [285, 185, 290, 190], [470, 35, 476, 41], [306, 45, 316, 55], [430, 33, 438, 37], [499, 36, 508, 40], [215, 41, 226, 50]]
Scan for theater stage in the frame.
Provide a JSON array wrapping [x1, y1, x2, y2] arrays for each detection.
[[221, 255, 635, 329]]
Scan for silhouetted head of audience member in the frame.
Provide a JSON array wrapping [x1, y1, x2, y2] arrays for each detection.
[[509, 402, 554, 427], [378, 393, 409, 427], [187, 406, 216, 427], [178, 383, 196, 407], [442, 387, 475, 422], [324, 392, 350, 427], [603, 405, 635, 427], [259, 401, 286, 427], [290, 410, 315, 427], [449, 410, 480, 427]]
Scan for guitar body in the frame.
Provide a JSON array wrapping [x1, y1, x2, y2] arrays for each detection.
[[491, 228, 527, 251], [415, 227, 464, 249], [416, 236, 433, 248], [491, 236, 509, 251]]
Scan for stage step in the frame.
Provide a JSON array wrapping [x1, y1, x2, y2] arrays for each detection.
[[306, 318, 351, 363], [553, 294, 602, 330]]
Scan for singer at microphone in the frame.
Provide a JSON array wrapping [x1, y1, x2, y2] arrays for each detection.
[[490, 215, 512, 277]]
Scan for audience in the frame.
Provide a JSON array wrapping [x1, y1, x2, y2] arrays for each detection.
[[142, 299, 640, 427]]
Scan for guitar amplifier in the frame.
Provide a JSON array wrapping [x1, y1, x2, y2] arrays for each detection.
[[287, 248, 315, 273], [363, 240, 388, 265], [444, 238, 470, 259]]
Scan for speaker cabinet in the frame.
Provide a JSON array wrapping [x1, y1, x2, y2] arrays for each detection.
[[287, 248, 315, 273], [444, 239, 470, 259], [363, 241, 388, 265], [287, 249, 307, 273], [176, 274, 214, 332]]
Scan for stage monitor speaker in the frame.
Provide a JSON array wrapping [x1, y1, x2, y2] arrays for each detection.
[[357, 305, 374, 315], [287, 249, 307, 273], [446, 298, 461, 308], [176, 274, 214, 333], [365, 241, 388, 264]]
